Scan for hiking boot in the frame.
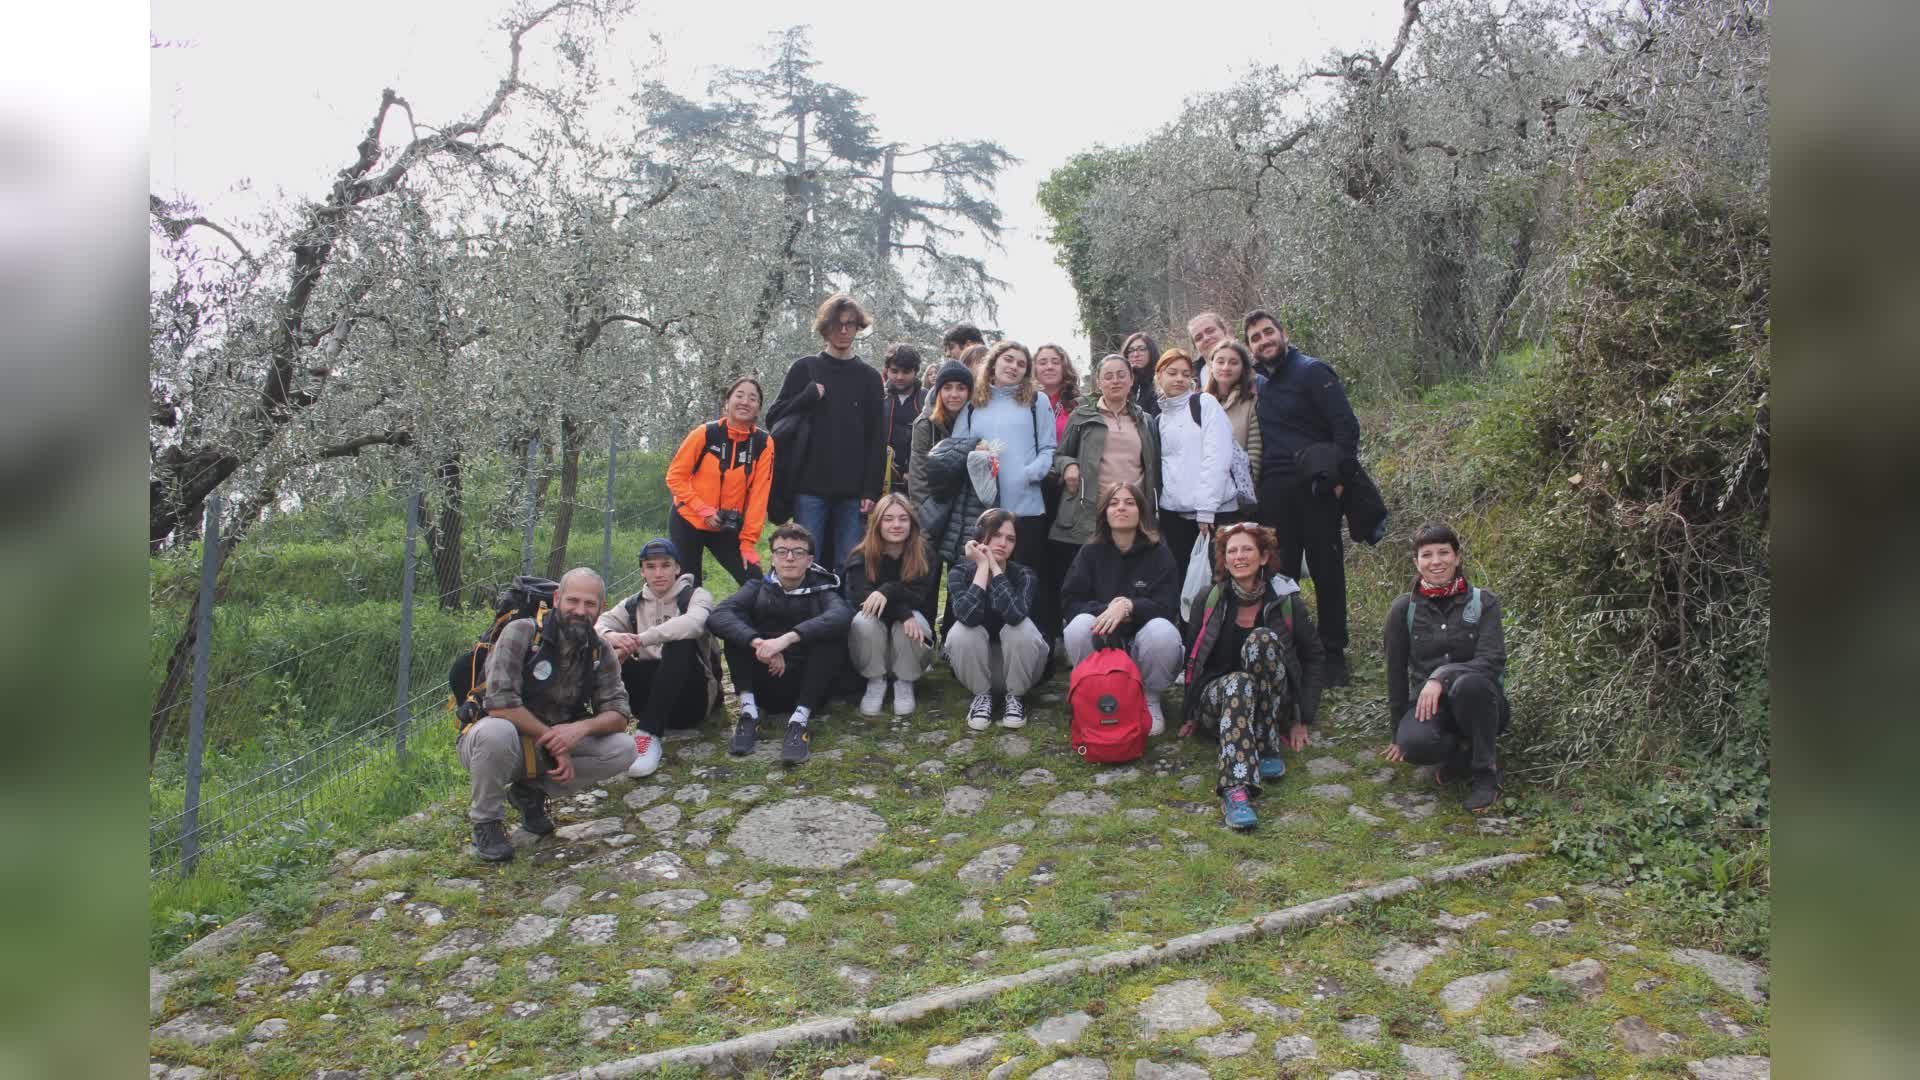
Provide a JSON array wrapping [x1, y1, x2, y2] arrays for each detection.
[[1322, 650, 1351, 689], [859, 678, 887, 717], [626, 732, 663, 778], [471, 819, 514, 862], [508, 781, 554, 835], [891, 678, 916, 717], [1000, 694, 1027, 729], [1464, 763, 1504, 813], [728, 712, 759, 756], [966, 694, 994, 732], [780, 719, 811, 765], [1258, 755, 1287, 781], [1145, 693, 1166, 736], [1221, 786, 1257, 830]]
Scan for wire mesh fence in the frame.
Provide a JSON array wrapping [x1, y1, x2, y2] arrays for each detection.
[[148, 433, 674, 878]]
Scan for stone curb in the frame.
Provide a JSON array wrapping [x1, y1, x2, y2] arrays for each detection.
[[544, 852, 1537, 1078]]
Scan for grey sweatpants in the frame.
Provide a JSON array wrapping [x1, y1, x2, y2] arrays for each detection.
[[458, 715, 637, 823], [847, 611, 935, 681], [1063, 614, 1183, 693], [945, 618, 1050, 697]]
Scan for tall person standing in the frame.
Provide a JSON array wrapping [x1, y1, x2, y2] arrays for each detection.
[[768, 294, 886, 575], [880, 344, 925, 496], [1032, 342, 1080, 650], [1245, 308, 1360, 687], [1153, 348, 1236, 624]]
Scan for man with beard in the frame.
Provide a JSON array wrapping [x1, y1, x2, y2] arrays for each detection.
[[1244, 308, 1361, 687], [460, 567, 636, 862]]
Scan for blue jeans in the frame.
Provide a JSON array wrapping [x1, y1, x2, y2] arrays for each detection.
[[790, 494, 865, 574]]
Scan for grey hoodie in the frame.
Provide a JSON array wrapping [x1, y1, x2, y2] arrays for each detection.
[[596, 572, 715, 663]]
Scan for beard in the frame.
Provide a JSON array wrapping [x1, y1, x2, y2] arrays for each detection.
[[552, 611, 597, 656]]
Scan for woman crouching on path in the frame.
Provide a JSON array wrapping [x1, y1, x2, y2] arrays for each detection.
[[1383, 522, 1509, 813], [1180, 523, 1325, 829], [845, 493, 937, 717]]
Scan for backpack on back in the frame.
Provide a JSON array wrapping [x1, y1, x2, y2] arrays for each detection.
[[448, 575, 558, 732], [1068, 641, 1150, 764]]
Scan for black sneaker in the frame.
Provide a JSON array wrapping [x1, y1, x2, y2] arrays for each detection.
[[507, 781, 554, 835], [780, 720, 811, 765], [471, 820, 514, 862], [1323, 650, 1351, 688], [1463, 763, 1504, 813], [728, 712, 760, 756]]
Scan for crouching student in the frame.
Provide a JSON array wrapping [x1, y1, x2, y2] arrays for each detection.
[[1060, 481, 1183, 734], [597, 538, 721, 778], [460, 568, 636, 862], [945, 509, 1050, 732], [1383, 522, 1509, 813], [707, 524, 852, 766], [1180, 523, 1325, 829], [845, 493, 938, 717]]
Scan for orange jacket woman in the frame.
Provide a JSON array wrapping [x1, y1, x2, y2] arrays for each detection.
[[664, 376, 776, 587]]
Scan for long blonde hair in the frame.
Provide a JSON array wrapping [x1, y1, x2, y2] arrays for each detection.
[[972, 340, 1037, 408], [849, 492, 931, 583]]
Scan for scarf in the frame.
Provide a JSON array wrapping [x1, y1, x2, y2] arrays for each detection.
[[1229, 576, 1266, 604], [1417, 574, 1469, 599]]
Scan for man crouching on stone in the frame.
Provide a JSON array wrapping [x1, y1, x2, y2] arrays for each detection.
[[461, 567, 636, 862]]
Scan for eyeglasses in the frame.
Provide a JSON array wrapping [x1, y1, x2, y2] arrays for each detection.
[[831, 320, 863, 332], [771, 547, 812, 559]]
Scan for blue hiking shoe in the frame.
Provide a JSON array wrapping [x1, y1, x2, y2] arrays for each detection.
[[1258, 755, 1287, 781], [1222, 786, 1257, 830]]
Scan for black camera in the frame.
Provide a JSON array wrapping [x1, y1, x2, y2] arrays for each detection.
[[712, 508, 744, 532]]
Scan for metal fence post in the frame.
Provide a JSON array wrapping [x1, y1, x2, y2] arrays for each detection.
[[601, 426, 618, 582], [520, 435, 541, 576], [181, 495, 221, 876], [395, 485, 420, 757]]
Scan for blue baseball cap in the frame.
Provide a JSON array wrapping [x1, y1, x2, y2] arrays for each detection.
[[637, 537, 681, 565]]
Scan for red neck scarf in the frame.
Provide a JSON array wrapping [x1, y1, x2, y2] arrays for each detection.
[[1417, 574, 1469, 599]]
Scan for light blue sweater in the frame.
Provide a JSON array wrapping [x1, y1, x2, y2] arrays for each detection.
[[955, 385, 1058, 517]]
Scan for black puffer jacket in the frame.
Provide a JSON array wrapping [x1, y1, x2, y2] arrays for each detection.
[[844, 544, 938, 628], [1060, 536, 1180, 630], [1182, 575, 1325, 729], [1383, 577, 1506, 732], [708, 565, 852, 647], [919, 434, 987, 566], [1296, 440, 1388, 546]]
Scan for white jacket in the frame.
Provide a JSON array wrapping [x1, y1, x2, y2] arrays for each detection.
[[1155, 391, 1237, 521]]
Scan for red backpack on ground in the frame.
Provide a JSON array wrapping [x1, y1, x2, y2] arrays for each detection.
[[1069, 641, 1150, 764]]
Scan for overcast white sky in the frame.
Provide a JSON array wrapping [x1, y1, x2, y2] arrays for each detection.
[[151, 0, 1404, 362]]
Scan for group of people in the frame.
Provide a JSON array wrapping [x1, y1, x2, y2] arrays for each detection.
[[456, 293, 1508, 861]]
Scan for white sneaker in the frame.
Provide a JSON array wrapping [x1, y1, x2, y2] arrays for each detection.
[[859, 677, 887, 717], [1145, 694, 1166, 736], [966, 694, 994, 731], [892, 679, 916, 716], [626, 732, 663, 778]]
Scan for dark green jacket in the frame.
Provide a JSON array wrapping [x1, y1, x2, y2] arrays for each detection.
[[1048, 399, 1160, 546]]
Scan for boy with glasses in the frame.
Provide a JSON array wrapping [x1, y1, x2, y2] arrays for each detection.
[[706, 524, 853, 765], [765, 293, 886, 572]]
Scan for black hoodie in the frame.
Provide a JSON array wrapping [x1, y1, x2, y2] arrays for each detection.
[[1060, 535, 1181, 630], [707, 564, 853, 646]]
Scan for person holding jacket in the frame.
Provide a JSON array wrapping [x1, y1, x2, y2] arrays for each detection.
[[663, 376, 774, 587], [1180, 523, 1325, 828], [1247, 307, 1362, 686], [1153, 348, 1237, 621], [909, 360, 981, 637], [1060, 481, 1183, 734], [844, 493, 938, 717], [953, 340, 1059, 641], [597, 538, 720, 778], [945, 509, 1050, 731], [766, 293, 885, 573], [707, 523, 853, 766], [1382, 522, 1509, 813]]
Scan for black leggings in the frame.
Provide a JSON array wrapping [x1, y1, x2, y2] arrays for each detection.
[[621, 638, 714, 736], [1160, 513, 1210, 626], [668, 512, 757, 589], [1014, 515, 1057, 641], [1393, 672, 1508, 775], [723, 639, 843, 715]]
